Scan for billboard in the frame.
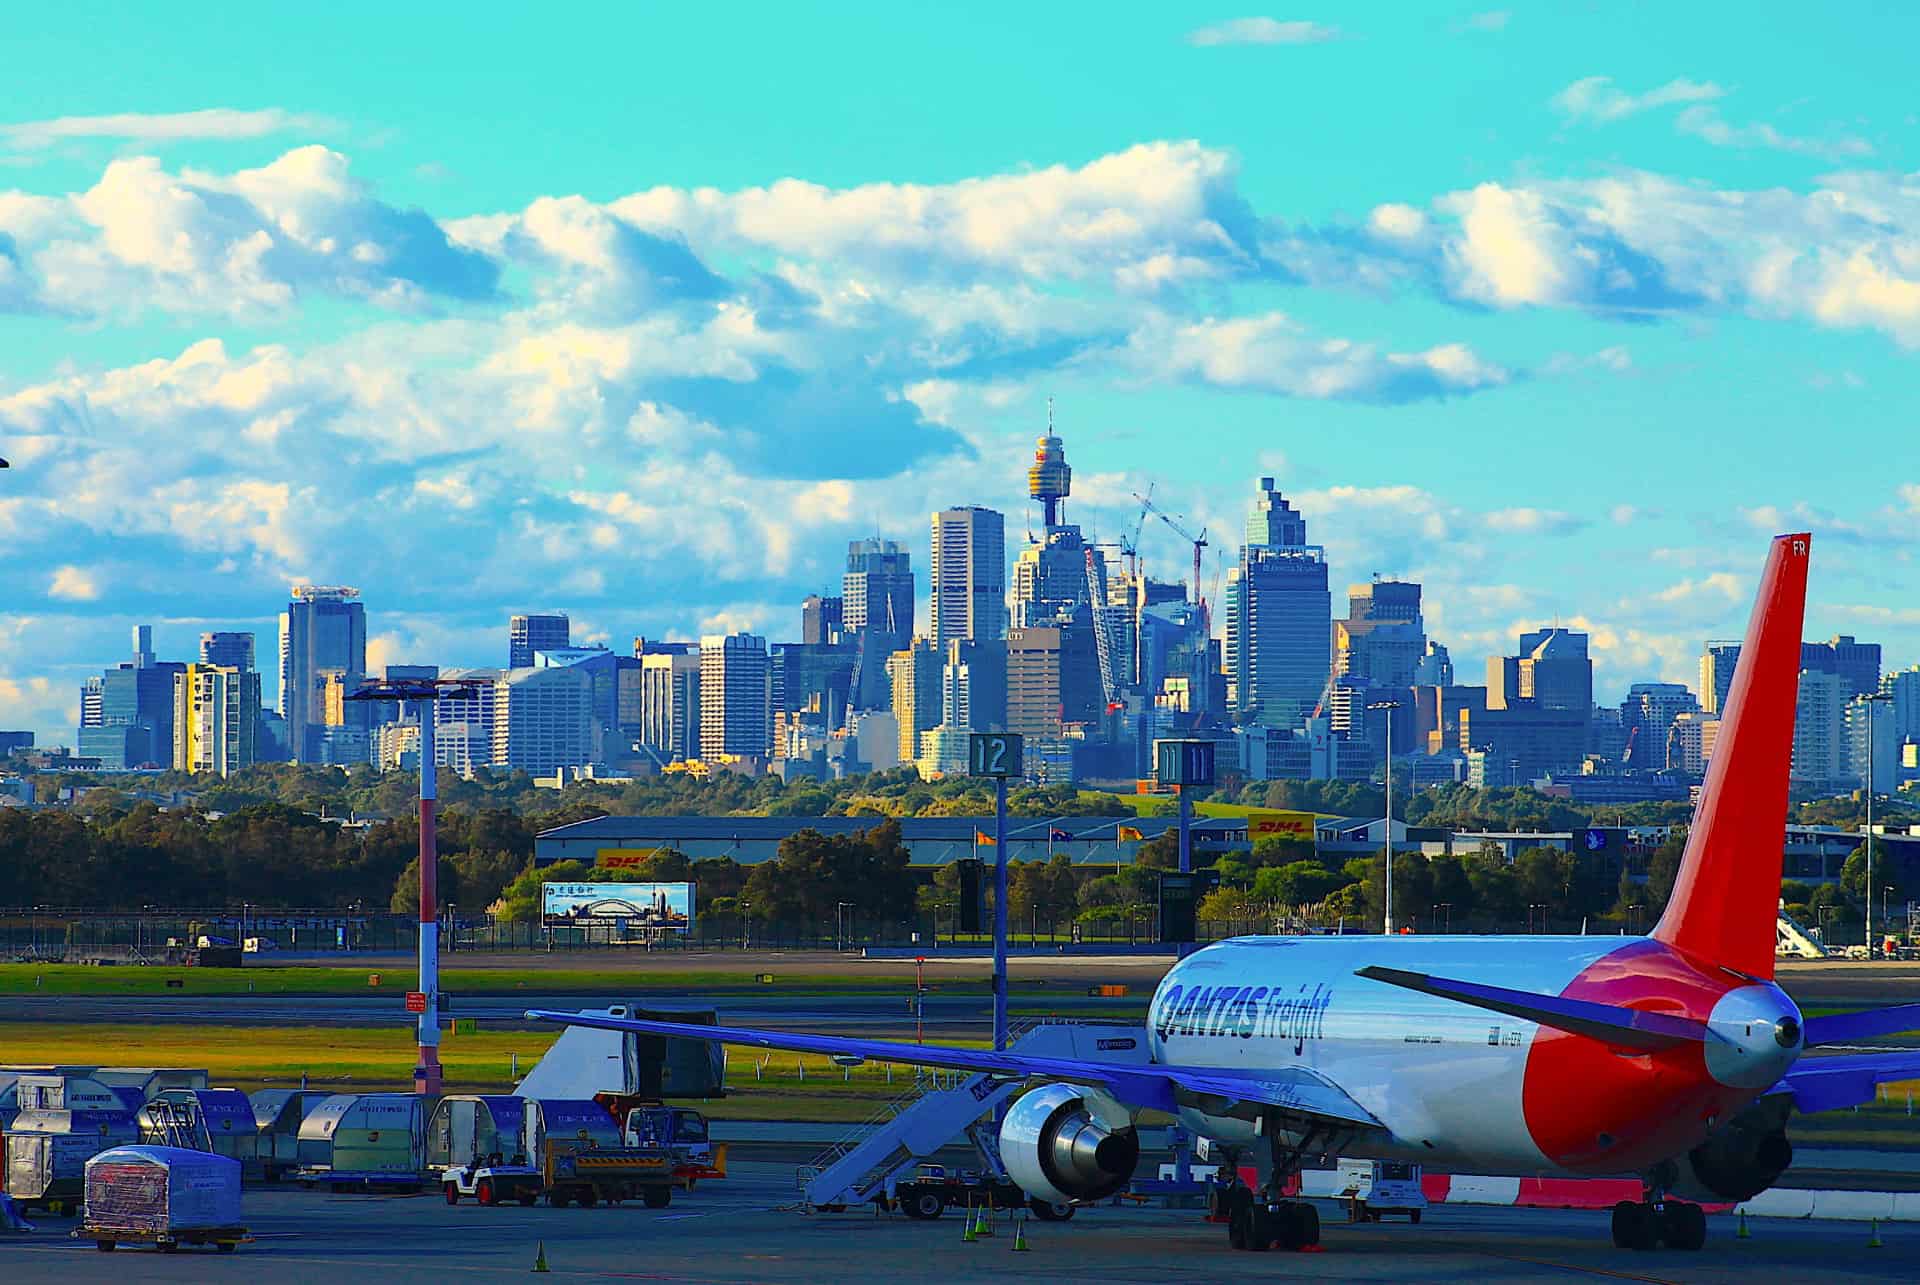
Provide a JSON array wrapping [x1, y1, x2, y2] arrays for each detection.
[[595, 848, 664, 869], [542, 881, 695, 932], [1246, 810, 1317, 843]]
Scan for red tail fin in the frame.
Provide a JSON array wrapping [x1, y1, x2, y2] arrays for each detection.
[[1651, 533, 1810, 978]]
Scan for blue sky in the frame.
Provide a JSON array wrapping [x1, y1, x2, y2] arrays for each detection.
[[2, 4, 1917, 743]]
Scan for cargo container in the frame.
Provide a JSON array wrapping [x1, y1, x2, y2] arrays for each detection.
[[137, 1089, 258, 1167], [78, 1145, 246, 1253], [4, 1106, 140, 1211], [293, 1094, 426, 1191], [250, 1090, 328, 1181], [0, 1069, 128, 1130]]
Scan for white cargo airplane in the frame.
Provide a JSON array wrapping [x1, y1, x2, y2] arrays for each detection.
[[534, 533, 1920, 1253]]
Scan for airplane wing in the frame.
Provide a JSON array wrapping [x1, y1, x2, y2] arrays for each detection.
[[1775, 1050, 1920, 1114], [1803, 1004, 1920, 1046], [524, 1009, 1381, 1130]]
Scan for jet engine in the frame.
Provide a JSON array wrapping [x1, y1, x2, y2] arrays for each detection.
[[998, 1083, 1140, 1205], [1666, 1097, 1794, 1203]]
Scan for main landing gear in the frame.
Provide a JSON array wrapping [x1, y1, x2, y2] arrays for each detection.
[[1611, 1196, 1707, 1252], [1216, 1122, 1334, 1253]]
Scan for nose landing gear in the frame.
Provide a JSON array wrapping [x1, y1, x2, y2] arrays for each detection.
[[1611, 1196, 1707, 1251]]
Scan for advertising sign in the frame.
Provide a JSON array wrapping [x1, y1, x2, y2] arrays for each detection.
[[595, 848, 664, 869], [541, 881, 695, 932], [1247, 810, 1317, 843]]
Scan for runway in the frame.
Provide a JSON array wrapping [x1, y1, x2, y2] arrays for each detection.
[[4, 1162, 1914, 1282]]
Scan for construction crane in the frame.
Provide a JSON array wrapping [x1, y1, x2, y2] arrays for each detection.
[[1133, 490, 1208, 613], [1120, 484, 1154, 582]]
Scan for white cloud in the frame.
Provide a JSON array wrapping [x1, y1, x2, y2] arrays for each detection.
[[47, 565, 99, 600], [1651, 572, 1745, 605], [1675, 106, 1872, 161], [1552, 76, 1725, 124], [2, 108, 334, 149], [1187, 19, 1343, 47], [1454, 10, 1509, 33], [1484, 507, 1585, 535], [1121, 312, 1509, 402]]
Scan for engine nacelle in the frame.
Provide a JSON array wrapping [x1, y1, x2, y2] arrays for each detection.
[[1666, 1098, 1794, 1203], [998, 1083, 1140, 1205]]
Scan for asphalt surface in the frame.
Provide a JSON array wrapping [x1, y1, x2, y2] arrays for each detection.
[[3, 1161, 1915, 1282]]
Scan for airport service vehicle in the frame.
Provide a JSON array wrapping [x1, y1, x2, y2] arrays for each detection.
[[887, 1163, 1073, 1222], [533, 534, 1920, 1254], [442, 1158, 542, 1206], [431, 1094, 541, 1206], [528, 1098, 709, 1208], [1333, 1159, 1425, 1224], [606, 1095, 727, 1183]]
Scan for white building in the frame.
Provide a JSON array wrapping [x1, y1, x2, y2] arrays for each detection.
[[699, 633, 771, 761], [1792, 669, 1846, 786], [639, 650, 701, 762]]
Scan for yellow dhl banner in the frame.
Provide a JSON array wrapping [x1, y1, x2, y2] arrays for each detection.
[[974, 830, 996, 846], [1246, 811, 1316, 842], [1116, 825, 1145, 842], [597, 848, 661, 868]]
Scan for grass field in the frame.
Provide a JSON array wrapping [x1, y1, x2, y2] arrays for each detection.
[[0, 962, 998, 997], [1082, 792, 1271, 820], [0, 1021, 980, 1121]]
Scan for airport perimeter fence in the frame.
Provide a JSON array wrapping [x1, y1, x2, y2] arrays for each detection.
[[0, 907, 1419, 959]]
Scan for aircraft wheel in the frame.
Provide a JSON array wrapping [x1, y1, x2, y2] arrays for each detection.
[[1029, 1197, 1072, 1221], [1227, 1203, 1250, 1250], [1664, 1201, 1706, 1251], [1611, 1201, 1657, 1251]]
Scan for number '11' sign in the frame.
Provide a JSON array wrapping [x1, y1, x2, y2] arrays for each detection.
[[968, 733, 1024, 779]]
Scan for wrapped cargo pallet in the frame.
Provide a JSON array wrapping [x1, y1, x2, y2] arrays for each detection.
[[84, 1147, 241, 1235]]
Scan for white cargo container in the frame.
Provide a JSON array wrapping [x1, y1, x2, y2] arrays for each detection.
[[4, 1106, 140, 1209]]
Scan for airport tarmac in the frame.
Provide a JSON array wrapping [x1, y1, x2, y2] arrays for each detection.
[[2, 1161, 1915, 1282]]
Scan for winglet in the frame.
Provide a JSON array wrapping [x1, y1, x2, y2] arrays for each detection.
[[1651, 533, 1811, 979]]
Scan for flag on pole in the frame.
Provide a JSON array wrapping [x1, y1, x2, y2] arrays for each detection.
[[1049, 828, 1072, 842], [1116, 825, 1144, 842], [975, 830, 996, 846]]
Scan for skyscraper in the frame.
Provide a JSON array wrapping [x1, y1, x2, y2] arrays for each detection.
[[1621, 682, 1699, 769], [280, 585, 366, 762], [172, 664, 261, 777], [76, 626, 184, 770], [1006, 625, 1102, 741], [800, 595, 844, 646], [200, 631, 256, 670], [843, 539, 913, 710], [510, 613, 571, 668], [1335, 579, 1426, 687], [1224, 478, 1329, 728], [639, 646, 701, 762], [1700, 640, 1742, 715], [930, 506, 1006, 647], [495, 665, 594, 774], [1792, 669, 1846, 785], [1011, 427, 1094, 630], [886, 639, 944, 762], [942, 636, 1007, 732], [700, 632, 771, 760], [1801, 635, 1881, 698]]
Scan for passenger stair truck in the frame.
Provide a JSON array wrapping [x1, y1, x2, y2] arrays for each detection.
[[797, 1021, 1149, 1217], [1776, 912, 1827, 960]]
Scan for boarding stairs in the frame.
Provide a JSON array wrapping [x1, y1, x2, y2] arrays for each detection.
[[795, 1018, 1150, 1211], [1777, 913, 1828, 960]]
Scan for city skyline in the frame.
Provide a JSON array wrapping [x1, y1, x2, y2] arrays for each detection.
[[4, 6, 1920, 743]]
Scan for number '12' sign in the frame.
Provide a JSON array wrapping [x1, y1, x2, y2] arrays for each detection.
[[968, 733, 1024, 778]]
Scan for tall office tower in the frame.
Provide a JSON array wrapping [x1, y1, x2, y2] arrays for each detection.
[[1665, 710, 1720, 777], [639, 647, 702, 762], [509, 613, 571, 669], [843, 539, 914, 710], [1138, 601, 1214, 717], [1885, 665, 1920, 739], [886, 639, 944, 762], [1792, 669, 1846, 785], [532, 646, 620, 759], [1414, 640, 1454, 686], [1620, 681, 1699, 769], [1412, 683, 1488, 755], [801, 595, 844, 646], [1487, 628, 1594, 715], [942, 637, 1007, 732], [1223, 478, 1329, 728], [1801, 634, 1881, 698], [171, 664, 261, 777], [1005, 625, 1102, 741], [494, 665, 594, 775], [1699, 640, 1742, 715], [199, 631, 256, 670], [773, 641, 856, 732], [1843, 694, 1898, 792], [1011, 430, 1093, 630], [433, 669, 503, 777], [280, 585, 366, 762], [930, 506, 1006, 648], [1335, 579, 1426, 687], [77, 629, 186, 770], [700, 632, 771, 760]]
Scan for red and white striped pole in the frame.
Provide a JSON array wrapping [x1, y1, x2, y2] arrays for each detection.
[[416, 703, 442, 1096]]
